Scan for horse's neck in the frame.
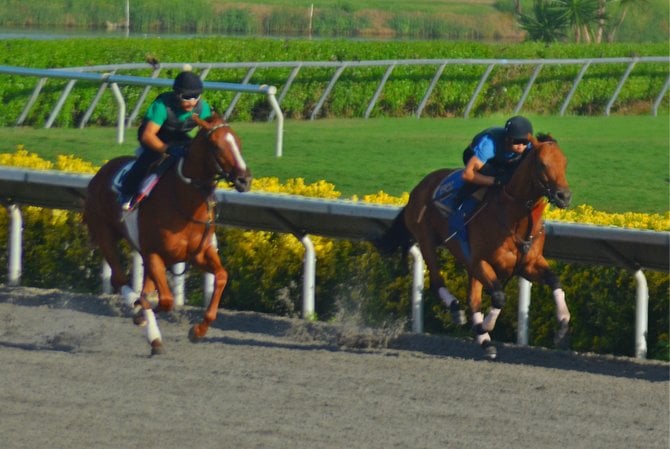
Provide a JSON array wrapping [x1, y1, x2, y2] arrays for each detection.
[[176, 149, 217, 211], [501, 155, 541, 210], [181, 139, 215, 185]]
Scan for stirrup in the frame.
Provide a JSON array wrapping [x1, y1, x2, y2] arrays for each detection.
[[118, 193, 134, 211]]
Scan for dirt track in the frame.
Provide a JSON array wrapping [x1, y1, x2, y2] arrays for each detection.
[[0, 285, 667, 449]]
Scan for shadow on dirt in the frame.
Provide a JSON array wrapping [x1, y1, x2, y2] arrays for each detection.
[[1, 285, 667, 383]]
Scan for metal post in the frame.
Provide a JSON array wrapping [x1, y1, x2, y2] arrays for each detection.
[[560, 62, 591, 116], [171, 263, 186, 307], [7, 205, 22, 286], [634, 269, 649, 359], [517, 278, 532, 345], [101, 261, 112, 294], [108, 82, 126, 144], [464, 63, 495, 118], [131, 251, 143, 293], [300, 235, 316, 319], [266, 91, 284, 157], [409, 245, 424, 333]]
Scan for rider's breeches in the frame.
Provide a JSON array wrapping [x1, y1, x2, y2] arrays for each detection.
[[119, 148, 162, 195]]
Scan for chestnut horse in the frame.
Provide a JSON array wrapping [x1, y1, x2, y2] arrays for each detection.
[[377, 134, 571, 359], [83, 113, 252, 355]]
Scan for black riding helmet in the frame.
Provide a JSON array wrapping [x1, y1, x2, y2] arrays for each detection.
[[504, 116, 533, 140], [173, 71, 203, 98]]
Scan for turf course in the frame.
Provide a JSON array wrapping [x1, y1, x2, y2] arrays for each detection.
[[0, 114, 668, 214]]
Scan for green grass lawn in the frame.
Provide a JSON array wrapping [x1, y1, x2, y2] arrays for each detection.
[[1, 115, 668, 214]]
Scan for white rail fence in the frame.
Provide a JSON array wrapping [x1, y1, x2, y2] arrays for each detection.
[[0, 64, 285, 157], [0, 168, 667, 358]]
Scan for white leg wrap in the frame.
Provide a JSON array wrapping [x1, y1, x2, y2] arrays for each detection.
[[476, 332, 491, 346], [439, 287, 457, 307], [472, 312, 484, 326], [121, 285, 139, 308], [143, 309, 162, 344], [482, 308, 501, 332], [473, 312, 491, 345], [553, 288, 570, 323]]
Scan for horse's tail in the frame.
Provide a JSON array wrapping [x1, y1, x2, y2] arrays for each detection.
[[373, 207, 414, 256]]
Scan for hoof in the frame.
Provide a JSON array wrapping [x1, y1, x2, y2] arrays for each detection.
[[150, 339, 164, 356], [133, 310, 147, 327], [481, 340, 497, 360], [188, 325, 205, 343]]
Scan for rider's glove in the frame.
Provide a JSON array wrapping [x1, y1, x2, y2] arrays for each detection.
[[165, 145, 186, 158], [492, 175, 504, 188]]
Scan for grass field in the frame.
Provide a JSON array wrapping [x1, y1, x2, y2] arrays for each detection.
[[0, 115, 668, 214]]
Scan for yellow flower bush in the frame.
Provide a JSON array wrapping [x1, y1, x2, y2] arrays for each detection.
[[0, 146, 54, 170], [545, 204, 670, 231]]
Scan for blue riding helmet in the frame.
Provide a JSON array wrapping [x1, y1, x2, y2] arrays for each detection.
[[504, 116, 533, 140]]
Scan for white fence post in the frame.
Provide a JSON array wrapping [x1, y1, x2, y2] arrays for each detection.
[[517, 278, 532, 345], [634, 269, 649, 359], [409, 245, 424, 333], [300, 235, 316, 319], [7, 205, 22, 286], [101, 261, 112, 294]]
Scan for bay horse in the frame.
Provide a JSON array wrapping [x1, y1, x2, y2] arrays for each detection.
[[83, 113, 252, 355], [376, 134, 571, 359]]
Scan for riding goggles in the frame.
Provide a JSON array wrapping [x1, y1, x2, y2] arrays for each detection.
[[178, 93, 201, 101]]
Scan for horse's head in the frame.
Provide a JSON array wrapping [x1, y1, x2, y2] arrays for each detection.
[[192, 114, 252, 192], [527, 134, 571, 209]]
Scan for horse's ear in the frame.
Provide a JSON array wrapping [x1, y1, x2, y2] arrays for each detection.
[[192, 114, 209, 129]]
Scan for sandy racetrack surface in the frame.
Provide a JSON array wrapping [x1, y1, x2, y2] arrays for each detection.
[[0, 285, 668, 449]]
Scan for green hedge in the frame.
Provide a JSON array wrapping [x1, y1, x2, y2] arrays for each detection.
[[0, 39, 667, 126]]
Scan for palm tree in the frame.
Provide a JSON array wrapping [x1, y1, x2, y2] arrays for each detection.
[[517, 0, 570, 42], [555, 0, 602, 42]]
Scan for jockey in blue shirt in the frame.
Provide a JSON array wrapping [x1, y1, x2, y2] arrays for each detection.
[[454, 115, 534, 208]]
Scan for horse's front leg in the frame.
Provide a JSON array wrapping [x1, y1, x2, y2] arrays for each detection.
[[523, 257, 570, 347], [468, 276, 498, 359], [469, 260, 506, 359], [144, 254, 174, 313], [189, 245, 228, 341], [135, 253, 173, 355]]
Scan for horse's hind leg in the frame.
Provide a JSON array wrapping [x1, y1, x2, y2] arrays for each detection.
[[93, 227, 129, 293], [414, 236, 466, 325]]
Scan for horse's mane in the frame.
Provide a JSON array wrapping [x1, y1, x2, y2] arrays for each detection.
[[536, 133, 556, 143]]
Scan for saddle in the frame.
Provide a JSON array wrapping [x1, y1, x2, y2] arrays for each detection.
[[112, 155, 180, 212], [432, 170, 482, 262]]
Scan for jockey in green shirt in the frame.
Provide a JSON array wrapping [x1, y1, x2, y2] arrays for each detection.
[[118, 70, 212, 209]]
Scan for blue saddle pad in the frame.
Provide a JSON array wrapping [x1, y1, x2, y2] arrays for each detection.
[[111, 160, 135, 193], [432, 170, 478, 262], [432, 170, 464, 211]]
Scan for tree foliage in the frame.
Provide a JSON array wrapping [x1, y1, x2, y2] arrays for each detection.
[[517, 0, 647, 43]]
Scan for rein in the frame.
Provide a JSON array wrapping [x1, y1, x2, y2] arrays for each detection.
[[176, 123, 240, 189], [168, 122, 235, 268], [494, 149, 550, 268]]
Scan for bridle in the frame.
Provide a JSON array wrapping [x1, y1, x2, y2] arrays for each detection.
[[499, 144, 561, 209], [176, 122, 241, 189]]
